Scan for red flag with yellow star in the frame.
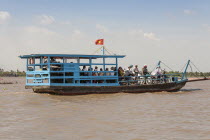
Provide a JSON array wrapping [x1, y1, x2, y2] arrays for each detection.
[[95, 39, 104, 45]]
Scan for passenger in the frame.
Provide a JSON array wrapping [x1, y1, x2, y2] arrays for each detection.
[[151, 65, 162, 76], [105, 68, 110, 83], [99, 68, 104, 83], [118, 67, 125, 82], [118, 67, 124, 77], [133, 65, 140, 81], [82, 66, 88, 76], [142, 65, 149, 84], [92, 66, 98, 76], [125, 65, 134, 77], [50, 57, 56, 63], [110, 67, 115, 76], [105, 68, 110, 76], [151, 65, 162, 83], [109, 67, 116, 83], [162, 69, 167, 83], [99, 68, 104, 76], [93, 66, 98, 83], [43, 57, 48, 70], [50, 57, 60, 71], [142, 65, 149, 75], [125, 65, 134, 84], [43, 57, 48, 63]]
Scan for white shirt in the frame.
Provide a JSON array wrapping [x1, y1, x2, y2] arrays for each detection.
[[133, 67, 139, 73], [125, 68, 133, 76], [151, 68, 162, 75]]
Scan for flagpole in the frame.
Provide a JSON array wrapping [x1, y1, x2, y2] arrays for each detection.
[[102, 46, 105, 55], [102, 46, 105, 71]]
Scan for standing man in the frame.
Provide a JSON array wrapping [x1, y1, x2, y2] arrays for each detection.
[[142, 65, 149, 84], [125, 65, 134, 85], [133, 65, 140, 81]]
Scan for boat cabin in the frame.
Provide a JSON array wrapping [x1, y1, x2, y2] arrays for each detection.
[[19, 54, 125, 87]]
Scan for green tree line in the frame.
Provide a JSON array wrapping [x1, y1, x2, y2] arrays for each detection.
[[0, 69, 26, 77], [167, 71, 210, 77]]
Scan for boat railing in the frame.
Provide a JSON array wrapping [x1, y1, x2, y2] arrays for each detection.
[[25, 67, 119, 86], [119, 73, 184, 85], [27, 62, 118, 71]]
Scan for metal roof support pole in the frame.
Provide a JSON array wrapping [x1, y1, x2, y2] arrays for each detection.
[[103, 57, 105, 72], [48, 56, 51, 84], [158, 61, 161, 66], [26, 58, 28, 84], [63, 57, 65, 63], [40, 57, 42, 70], [102, 46, 105, 55], [89, 58, 92, 84], [77, 57, 80, 64], [116, 57, 118, 84], [182, 60, 190, 80], [63, 57, 65, 84], [33, 58, 35, 71]]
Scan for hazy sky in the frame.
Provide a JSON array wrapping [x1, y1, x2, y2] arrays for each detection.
[[0, 0, 210, 72]]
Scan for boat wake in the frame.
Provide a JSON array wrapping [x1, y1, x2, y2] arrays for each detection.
[[179, 88, 202, 92]]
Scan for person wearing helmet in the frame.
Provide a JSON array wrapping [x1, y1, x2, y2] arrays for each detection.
[[142, 65, 149, 75]]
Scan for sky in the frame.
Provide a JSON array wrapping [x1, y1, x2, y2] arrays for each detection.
[[0, 0, 210, 72]]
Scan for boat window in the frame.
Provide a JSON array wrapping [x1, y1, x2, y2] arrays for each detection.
[[35, 74, 41, 78], [27, 74, 34, 77], [66, 59, 77, 63], [43, 79, 49, 83], [65, 72, 74, 76], [50, 64, 63, 71], [35, 66, 42, 71], [50, 72, 64, 76], [50, 57, 63, 63], [42, 74, 48, 77], [79, 59, 89, 64], [27, 67, 34, 71], [92, 58, 103, 64], [51, 79, 64, 83], [65, 78, 74, 83]]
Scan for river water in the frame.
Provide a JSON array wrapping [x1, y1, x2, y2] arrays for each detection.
[[0, 77, 210, 140]]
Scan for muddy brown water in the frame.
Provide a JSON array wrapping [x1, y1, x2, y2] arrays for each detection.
[[0, 77, 210, 140]]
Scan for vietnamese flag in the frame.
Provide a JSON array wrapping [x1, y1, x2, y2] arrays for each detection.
[[95, 39, 104, 45]]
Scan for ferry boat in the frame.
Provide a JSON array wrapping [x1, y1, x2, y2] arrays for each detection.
[[19, 54, 190, 95]]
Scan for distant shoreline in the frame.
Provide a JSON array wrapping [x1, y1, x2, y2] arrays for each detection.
[[0, 70, 26, 77], [0, 81, 13, 84], [0, 76, 25, 77]]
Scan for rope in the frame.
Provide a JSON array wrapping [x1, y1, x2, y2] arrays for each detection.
[[180, 62, 187, 72], [104, 46, 114, 55], [151, 61, 161, 72], [92, 46, 114, 55], [189, 64, 193, 72], [161, 62, 174, 71], [92, 46, 104, 55], [190, 61, 207, 78]]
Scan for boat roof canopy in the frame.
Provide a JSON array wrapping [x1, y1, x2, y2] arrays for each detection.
[[19, 54, 126, 59]]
